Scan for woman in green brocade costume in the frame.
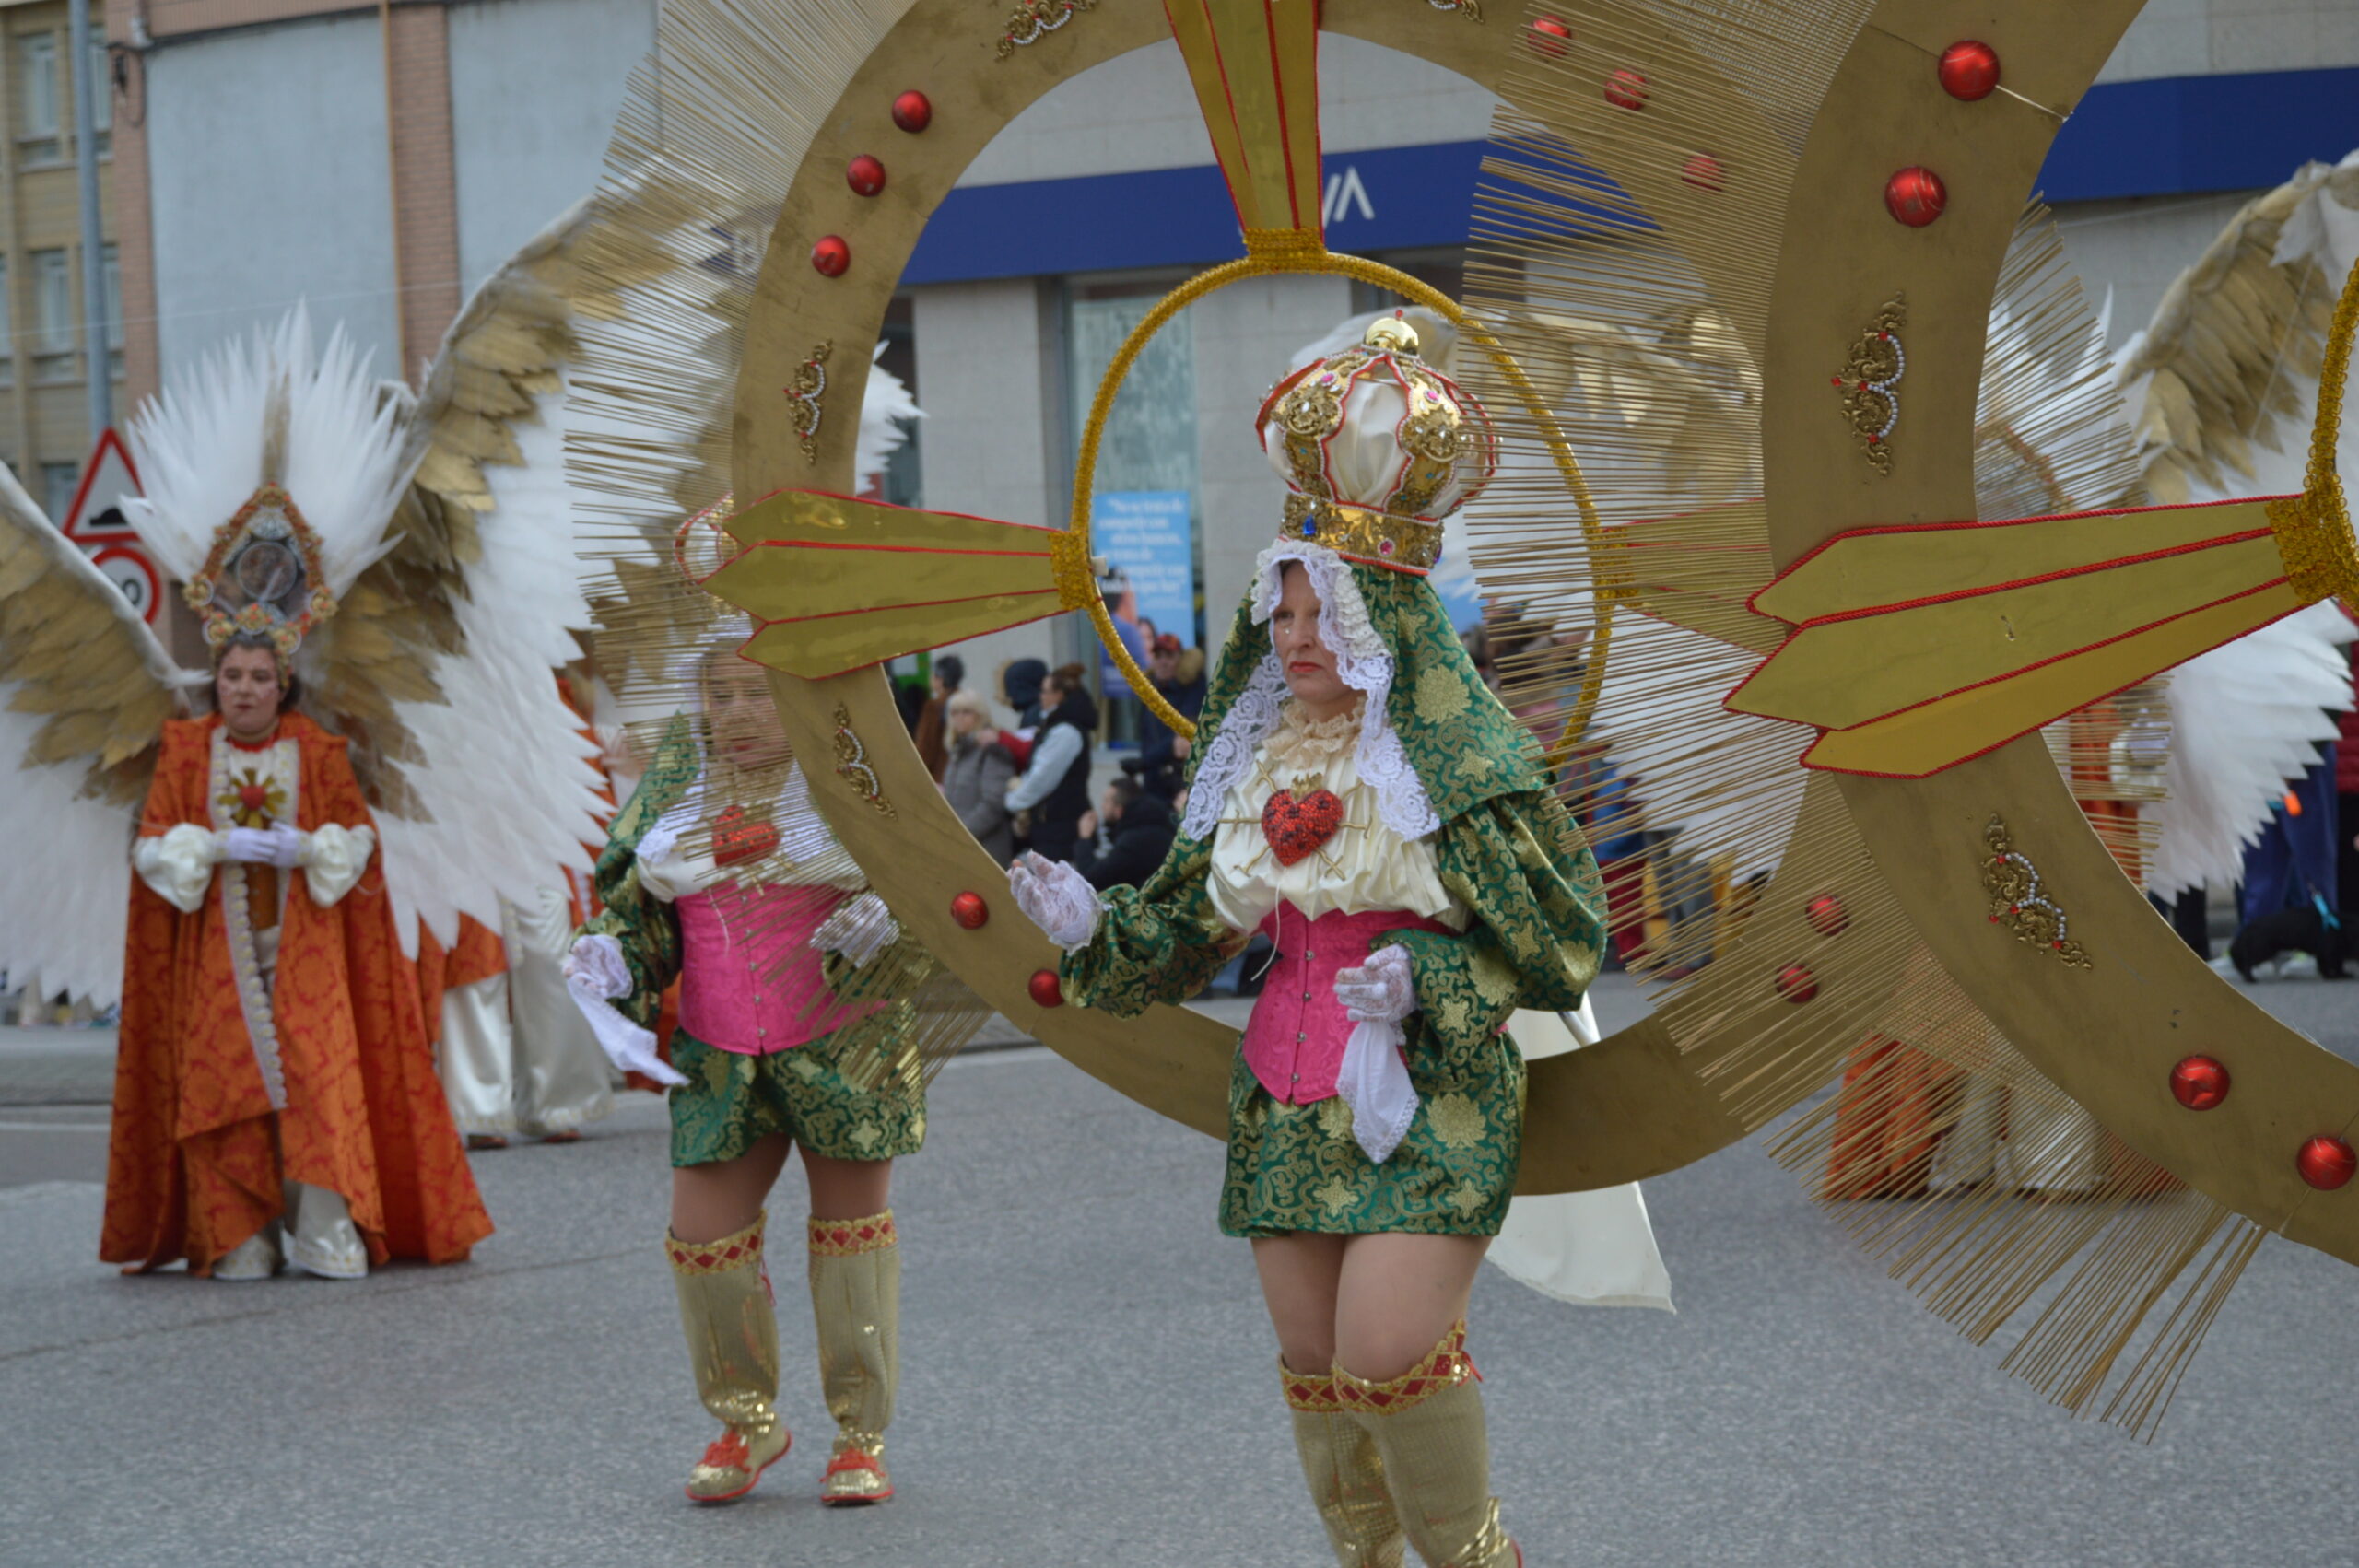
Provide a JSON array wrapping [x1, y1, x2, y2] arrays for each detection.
[[563, 649, 928, 1508], [1010, 319, 1607, 1568]]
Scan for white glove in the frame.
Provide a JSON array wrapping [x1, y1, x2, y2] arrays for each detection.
[[1008, 851, 1099, 951], [224, 825, 302, 869], [1333, 944, 1416, 1024], [562, 933, 632, 999], [812, 892, 900, 969], [561, 934, 687, 1088]]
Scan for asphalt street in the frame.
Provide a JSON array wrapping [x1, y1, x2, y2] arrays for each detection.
[[2, 973, 2355, 1567]]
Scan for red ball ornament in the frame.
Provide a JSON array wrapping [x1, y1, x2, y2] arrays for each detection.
[[1884, 167, 1947, 228], [1525, 15, 1573, 56], [846, 155, 887, 196], [1804, 894, 1848, 938], [1681, 153, 1724, 192], [1604, 68, 1649, 111], [1027, 968, 1065, 1010], [891, 89, 933, 133], [1774, 963, 1819, 1004], [949, 890, 989, 930], [2298, 1135, 2357, 1191], [810, 235, 851, 276], [1937, 40, 2001, 101], [2168, 1056, 2229, 1111]]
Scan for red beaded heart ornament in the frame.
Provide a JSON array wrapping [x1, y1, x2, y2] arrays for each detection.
[[711, 804, 780, 868], [1262, 789, 1344, 866], [238, 783, 271, 814]]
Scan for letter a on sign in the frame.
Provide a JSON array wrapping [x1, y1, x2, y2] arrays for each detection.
[[1322, 166, 1374, 226]]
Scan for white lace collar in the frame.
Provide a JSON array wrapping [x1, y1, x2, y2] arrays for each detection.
[[1181, 543, 1439, 844]]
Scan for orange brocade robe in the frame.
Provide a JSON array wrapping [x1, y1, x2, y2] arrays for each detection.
[[100, 713, 494, 1274]]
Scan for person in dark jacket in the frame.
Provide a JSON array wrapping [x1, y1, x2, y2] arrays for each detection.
[[1071, 776, 1177, 890], [1136, 634, 1205, 801], [912, 653, 963, 783], [1005, 662, 1096, 864]]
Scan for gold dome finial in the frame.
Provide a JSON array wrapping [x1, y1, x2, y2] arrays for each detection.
[[1362, 315, 1420, 357]]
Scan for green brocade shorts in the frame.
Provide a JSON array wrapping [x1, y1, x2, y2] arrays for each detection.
[[1218, 1032, 1527, 1239], [668, 1025, 927, 1168]]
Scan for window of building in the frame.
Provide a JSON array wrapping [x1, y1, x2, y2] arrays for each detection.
[[0, 256, 15, 387], [17, 33, 59, 165], [31, 249, 72, 381], [88, 41, 109, 154], [1063, 276, 1204, 744], [41, 462, 75, 523]]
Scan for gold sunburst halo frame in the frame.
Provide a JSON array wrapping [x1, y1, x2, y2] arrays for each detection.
[[1069, 238, 1614, 743], [710, 0, 2359, 1292]]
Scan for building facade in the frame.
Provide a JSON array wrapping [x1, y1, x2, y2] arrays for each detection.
[[104, 1, 2359, 725], [0, 0, 117, 521]]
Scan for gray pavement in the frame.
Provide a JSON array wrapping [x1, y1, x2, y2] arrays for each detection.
[[1, 973, 2356, 1566]]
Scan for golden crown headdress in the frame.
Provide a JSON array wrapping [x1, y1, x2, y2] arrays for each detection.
[[1254, 315, 1499, 574]]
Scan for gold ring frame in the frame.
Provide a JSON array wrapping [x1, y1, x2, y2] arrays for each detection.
[[689, 0, 2359, 1372], [1069, 245, 1615, 746]]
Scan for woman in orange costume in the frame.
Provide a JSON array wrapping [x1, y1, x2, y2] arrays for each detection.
[[102, 633, 492, 1280]]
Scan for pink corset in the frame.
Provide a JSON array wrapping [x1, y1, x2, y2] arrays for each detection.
[[676, 884, 878, 1056], [1240, 904, 1452, 1105]]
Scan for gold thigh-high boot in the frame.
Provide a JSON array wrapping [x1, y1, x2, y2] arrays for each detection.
[[667, 1212, 792, 1503], [1283, 1359, 1407, 1567], [1334, 1322, 1519, 1568], [807, 1210, 900, 1504]]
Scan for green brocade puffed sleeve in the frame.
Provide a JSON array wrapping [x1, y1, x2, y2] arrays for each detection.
[[1377, 788, 1608, 1080], [578, 720, 699, 1028], [1058, 835, 1246, 1015]]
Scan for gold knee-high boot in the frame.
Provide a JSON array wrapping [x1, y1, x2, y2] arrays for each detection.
[[807, 1209, 900, 1504], [1334, 1323, 1518, 1568], [668, 1212, 792, 1503], [1283, 1359, 1406, 1567]]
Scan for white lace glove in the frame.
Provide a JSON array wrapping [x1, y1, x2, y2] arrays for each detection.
[[1333, 943, 1416, 1024], [1008, 851, 1100, 951], [224, 825, 301, 868], [561, 933, 687, 1088], [562, 933, 632, 999], [812, 892, 900, 969]]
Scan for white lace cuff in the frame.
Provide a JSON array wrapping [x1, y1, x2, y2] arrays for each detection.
[[299, 824, 376, 907], [133, 824, 223, 914]]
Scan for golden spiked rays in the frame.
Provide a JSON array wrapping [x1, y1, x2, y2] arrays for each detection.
[[1729, 254, 2359, 778]]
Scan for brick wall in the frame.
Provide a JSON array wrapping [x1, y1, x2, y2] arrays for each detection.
[[381, 0, 456, 380]]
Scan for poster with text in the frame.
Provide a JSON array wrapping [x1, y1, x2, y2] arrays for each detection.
[[1092, 489, 1196, 696]]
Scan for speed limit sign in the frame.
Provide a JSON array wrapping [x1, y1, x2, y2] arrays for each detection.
[[89, 544, 161, 621]]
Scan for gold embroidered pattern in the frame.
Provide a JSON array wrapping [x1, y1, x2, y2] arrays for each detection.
[[994, 0, 1095, 58], [2269, 493, 2359, 607], [1414, 664, 1468, 722], [786, 341, 833, 463], [666, 1212, 767, 1275], [807, 1210, 897, 1257], [1332, 1320, 1474, 1413], [1981, 815, 2090, 969], [1280, 1362, 1343, 1413], [1426, 1092, 1484, 1151], [831, 703, 897, 818], [1832, 294, 1907, 475]]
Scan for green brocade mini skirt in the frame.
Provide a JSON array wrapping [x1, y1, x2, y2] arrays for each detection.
[[668, 1025, 927, 1168], [1218, 1034, 1526, 1239]]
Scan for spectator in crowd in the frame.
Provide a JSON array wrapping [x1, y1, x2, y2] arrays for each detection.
[[911, 653, 963, 783], [1006, 662, 1097, 863], [1072, 775, 1177, 890], [941, 689, 1016, 865], [1135, 633, 1205, 801]]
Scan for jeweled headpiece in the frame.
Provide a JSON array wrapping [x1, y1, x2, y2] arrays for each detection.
[[1255, 315, 1498, 573], [184, 484, 335, 659]]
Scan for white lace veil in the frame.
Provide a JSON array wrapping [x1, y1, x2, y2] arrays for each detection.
[[1180, 541, 1440, 844]]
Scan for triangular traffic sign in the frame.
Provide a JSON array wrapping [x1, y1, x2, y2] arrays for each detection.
[[60, 427, 140, 542]]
